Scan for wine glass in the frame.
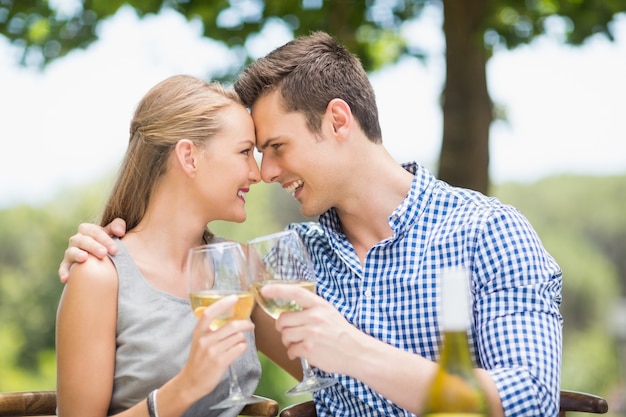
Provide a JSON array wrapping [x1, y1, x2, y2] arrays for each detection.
[[247, 230, 337, 396], [186, 241, 263, 410]]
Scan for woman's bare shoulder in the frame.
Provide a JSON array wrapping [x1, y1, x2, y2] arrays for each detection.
[[65, 254, 118, 292]]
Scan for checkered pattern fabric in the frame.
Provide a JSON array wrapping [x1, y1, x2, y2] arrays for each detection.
[[287, 162, 562, 417]]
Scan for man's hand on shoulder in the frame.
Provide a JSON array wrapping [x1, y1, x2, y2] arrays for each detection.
[[58, 218, 127, 283]]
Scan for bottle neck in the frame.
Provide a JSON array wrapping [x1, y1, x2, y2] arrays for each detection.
[[439, 330, 475, 371]]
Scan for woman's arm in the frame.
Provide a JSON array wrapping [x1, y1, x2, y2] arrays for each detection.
[[56, 254, 254, 417], [56, 255, 119, 416]]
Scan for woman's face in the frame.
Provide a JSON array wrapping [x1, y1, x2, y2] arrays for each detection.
[[197, 103, 260, 223]]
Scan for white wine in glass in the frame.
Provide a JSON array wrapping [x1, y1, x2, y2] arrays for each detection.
[[186, 241, 263, 410], [247, 230, 337, 396], [250, 280, 315, 318], [189, 290, 255, 329]]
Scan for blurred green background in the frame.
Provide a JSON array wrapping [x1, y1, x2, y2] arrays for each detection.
[[1, 172, 625, 413], [2, 1, 625, 414]]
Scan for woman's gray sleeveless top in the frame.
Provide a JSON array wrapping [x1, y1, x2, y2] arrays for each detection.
[[108, 238, 261, 417]]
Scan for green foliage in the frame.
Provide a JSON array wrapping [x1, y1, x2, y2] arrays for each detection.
[[485, 0, 624, 50], [3, 1, 624, 70], [11, 192, 115, 374], [0, 322, 55, 390], [562, 328, 620, 395], [493, 175, 626, 394], [0, 176, 112, 376], [255, 354, 312, 410]]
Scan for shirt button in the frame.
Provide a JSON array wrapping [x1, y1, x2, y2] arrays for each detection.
[[364, 290, 372, 298]]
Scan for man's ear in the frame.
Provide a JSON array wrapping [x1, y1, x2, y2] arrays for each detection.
[[174, 139, 198, 176], [326, 98, 352, 139]]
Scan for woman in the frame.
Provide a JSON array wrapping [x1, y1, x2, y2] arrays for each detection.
[[56, 75, 262, 417]]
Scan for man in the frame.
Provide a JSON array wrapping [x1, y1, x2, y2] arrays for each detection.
[[59, 32, 562, 417]]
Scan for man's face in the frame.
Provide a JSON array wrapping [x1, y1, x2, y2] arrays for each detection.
[[251, 90, 336, 218]]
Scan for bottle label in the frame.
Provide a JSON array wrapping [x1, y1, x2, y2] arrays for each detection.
[[441, 268, 471, 331]]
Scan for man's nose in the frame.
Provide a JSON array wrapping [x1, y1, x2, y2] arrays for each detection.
[[259, 156, 279, 184]]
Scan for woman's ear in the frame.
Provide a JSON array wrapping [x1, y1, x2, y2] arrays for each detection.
[[326, 98, 352, 139], [174, 139, 198, 176]]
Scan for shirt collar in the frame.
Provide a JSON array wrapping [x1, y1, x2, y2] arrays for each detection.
[[319, 161, 434, 239]]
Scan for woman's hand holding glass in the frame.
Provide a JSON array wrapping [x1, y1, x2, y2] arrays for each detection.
[[182, 294, 254, 397], [186, 241, 262, 410]]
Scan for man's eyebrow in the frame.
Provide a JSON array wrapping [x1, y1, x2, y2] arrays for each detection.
[[258, 137, 278, 151]]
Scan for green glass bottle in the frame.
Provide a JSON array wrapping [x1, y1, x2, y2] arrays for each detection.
[[422, 268, 489, 417]]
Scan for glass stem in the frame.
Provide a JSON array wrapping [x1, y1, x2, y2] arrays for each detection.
[[300, 357, 316, 381], [228, 365, 244, 398]]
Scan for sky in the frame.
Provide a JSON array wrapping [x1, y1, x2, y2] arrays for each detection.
[[1, 6, 625, 208]]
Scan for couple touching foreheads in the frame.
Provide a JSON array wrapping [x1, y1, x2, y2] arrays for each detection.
[[56, 31, 562, 417]]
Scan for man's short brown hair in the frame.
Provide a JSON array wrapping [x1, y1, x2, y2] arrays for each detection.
[[234, 31, 382, 143]]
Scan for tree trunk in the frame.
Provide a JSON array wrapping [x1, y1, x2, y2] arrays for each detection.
[[439, 0, 492, 194]]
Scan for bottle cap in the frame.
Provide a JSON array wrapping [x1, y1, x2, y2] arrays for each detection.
[[441, 267, 471, 330]]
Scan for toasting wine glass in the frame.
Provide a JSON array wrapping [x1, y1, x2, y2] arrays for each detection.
[[186, 241, 263, 410], [247, 230, 337, 396]]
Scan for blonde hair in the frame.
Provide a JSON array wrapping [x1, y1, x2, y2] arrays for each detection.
[[101, 75, 241, 241]]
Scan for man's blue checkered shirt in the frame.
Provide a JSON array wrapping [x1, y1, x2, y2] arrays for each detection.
[[287, 162, 562, 417]]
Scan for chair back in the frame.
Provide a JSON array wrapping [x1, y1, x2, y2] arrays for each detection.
[[0, 390, 278, 417], [0, 390, 56, 416], [559, 390, 609, 417]]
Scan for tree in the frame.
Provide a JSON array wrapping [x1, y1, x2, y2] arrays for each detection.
[[1, 0, 624, 193]]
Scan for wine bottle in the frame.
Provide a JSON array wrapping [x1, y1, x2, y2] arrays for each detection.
[[422, 268, 488, 417]]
